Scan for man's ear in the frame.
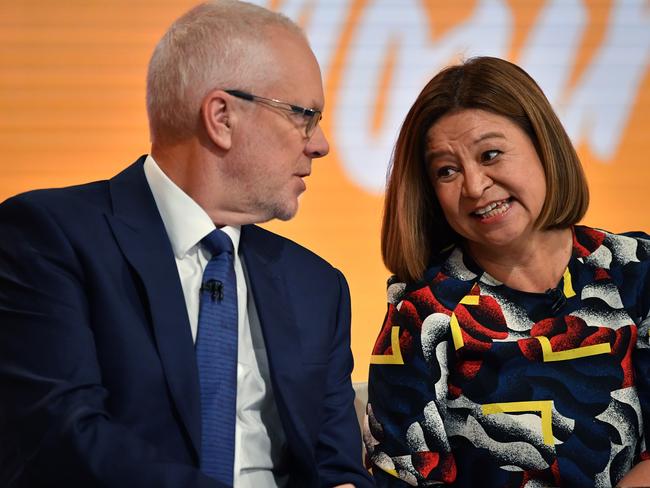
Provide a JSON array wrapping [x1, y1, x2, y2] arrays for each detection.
[[201, 89, 233, 150]]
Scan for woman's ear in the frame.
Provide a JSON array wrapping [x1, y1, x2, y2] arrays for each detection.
[[201, 89, 233, 150]]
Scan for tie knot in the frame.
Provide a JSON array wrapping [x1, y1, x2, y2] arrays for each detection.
[[201, 228, 234, 257]]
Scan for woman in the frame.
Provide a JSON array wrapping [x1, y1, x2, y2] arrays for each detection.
[[365, 56, 650, 487]]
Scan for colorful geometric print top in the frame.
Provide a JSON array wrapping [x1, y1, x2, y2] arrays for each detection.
[[365, 226, 650, 487]]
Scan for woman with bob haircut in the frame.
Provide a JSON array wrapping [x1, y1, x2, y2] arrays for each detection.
[[364, 56, 650, 488]]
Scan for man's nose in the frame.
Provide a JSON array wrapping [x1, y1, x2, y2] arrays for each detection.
[[304, 125, 329, 158]]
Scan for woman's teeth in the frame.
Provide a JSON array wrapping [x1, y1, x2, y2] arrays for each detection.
[[474, 199, 511, 219]]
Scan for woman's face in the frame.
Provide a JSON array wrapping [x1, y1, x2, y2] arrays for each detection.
[[425, 108, 547, 255]]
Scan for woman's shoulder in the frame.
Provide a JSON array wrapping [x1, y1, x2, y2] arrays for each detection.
[[574, 224, 650, 269], [385, 246, 478, 306]]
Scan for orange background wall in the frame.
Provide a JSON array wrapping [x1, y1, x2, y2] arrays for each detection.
[[1, 0, 649, 381]]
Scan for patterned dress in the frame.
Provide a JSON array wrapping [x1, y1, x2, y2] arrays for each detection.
[[365, 226, 650, 487]]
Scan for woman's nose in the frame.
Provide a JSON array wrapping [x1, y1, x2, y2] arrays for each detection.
[[461, 165, 493, 199]]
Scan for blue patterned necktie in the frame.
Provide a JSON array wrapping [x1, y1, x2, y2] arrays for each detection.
[[196, 228, 238, 484]]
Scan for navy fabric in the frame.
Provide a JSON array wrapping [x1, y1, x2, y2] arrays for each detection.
[[0, 158, 375, 488], [196, 229, 237, 484]]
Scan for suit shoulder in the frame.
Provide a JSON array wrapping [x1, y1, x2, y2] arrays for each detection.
[[0, 182, 112, 249], [243, 224, 336, 272], [1, 180, 110, 215]]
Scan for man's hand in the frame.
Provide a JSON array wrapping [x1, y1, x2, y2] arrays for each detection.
[[333, 484, 355, 488]]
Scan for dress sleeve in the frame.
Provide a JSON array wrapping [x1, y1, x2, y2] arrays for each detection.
[[364, 280, 457, 486], [631, 233, 650, 460]]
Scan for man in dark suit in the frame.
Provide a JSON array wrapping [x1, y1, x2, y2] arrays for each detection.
[[0, 1, 373, 487]]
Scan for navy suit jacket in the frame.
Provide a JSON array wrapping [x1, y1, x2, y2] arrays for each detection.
[[0, 157, 373, 488]]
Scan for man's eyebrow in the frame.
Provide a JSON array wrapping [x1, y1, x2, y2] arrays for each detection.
[[308, 100, 323, 111]]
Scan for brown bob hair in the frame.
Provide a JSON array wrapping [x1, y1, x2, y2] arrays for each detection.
[[382, 56, 589, 283]]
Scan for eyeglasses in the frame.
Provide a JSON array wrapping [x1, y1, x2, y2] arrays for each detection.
[[225, 89, 322, 138]]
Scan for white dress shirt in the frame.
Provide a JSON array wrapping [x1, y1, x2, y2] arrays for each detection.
[[144, 155, 287, 487]]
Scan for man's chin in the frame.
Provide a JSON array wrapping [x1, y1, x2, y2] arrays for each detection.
[[274, 206, 298, 222], [254, 200, 299, 223]]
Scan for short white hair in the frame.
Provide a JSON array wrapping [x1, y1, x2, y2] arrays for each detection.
[[146, 0, 304, 143]]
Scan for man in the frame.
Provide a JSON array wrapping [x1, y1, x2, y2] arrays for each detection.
[[0, 1, 373, 487]]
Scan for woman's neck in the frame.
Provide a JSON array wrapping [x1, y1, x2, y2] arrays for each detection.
[[466, 227, 573, 293]]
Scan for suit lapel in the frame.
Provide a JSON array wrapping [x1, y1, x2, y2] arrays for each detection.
[[240, 225, 312, 458], [106, 158, 201, 458]]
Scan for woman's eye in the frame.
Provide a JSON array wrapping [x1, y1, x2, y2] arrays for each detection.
[[481, 149, 502, 162], [436, 166, 458, 179]]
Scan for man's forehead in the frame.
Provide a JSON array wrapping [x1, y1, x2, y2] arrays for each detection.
[[257, 36, 324, 109]]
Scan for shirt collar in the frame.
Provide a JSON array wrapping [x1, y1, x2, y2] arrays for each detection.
[[143, 154, 241, 257]]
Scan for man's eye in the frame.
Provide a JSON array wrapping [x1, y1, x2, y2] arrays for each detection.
[[481, 149, 502, 162]]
